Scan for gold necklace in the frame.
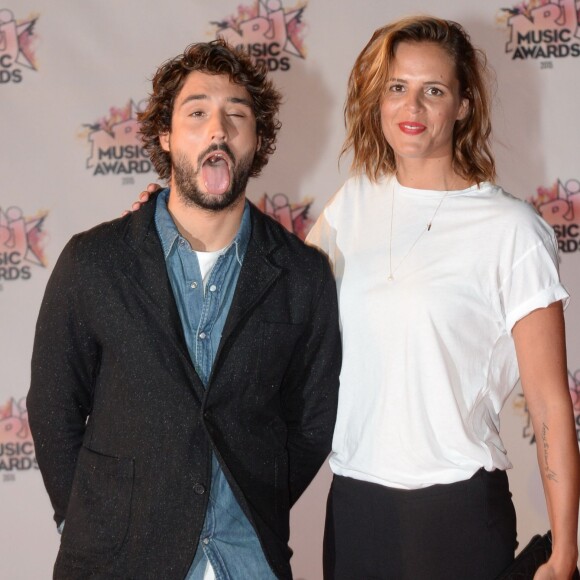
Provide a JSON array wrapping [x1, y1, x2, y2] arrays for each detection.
[[387, 181, 450, 282]]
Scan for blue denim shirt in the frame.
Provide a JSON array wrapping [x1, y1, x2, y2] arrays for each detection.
[[155, 191, 276, 580]]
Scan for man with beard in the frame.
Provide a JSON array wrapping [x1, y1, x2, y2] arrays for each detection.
[[27, 40, 341, 580]]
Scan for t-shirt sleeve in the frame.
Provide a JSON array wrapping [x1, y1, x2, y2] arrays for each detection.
[[500, 221, 569, 333], [306, 209, 337, 273]]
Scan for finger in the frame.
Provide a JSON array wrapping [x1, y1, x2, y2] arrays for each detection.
[[131, 202, 142, 211]]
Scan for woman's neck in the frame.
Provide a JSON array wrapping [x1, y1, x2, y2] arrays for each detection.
[[394, 157, 474, 191]]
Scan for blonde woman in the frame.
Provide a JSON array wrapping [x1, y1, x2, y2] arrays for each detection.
[[307, 16, 579, 580]]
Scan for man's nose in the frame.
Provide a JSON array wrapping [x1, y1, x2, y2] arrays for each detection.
[[209, 114, 228, 142]]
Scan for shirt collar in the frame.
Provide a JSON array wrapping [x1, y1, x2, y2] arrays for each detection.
[[155, 189, 179, 259], [154, 188, 251, 264]]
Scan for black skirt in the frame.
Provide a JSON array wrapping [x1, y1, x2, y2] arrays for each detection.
[[323, 468, 517, 580]]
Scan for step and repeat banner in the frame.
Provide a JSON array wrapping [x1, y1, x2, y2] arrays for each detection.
[[1, 1, 579, 578]]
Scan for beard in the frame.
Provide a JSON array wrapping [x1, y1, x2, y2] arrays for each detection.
[[171, 143, 254, 212]]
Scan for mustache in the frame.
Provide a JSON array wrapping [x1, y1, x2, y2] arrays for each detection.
[[197, 143, 236, 166]]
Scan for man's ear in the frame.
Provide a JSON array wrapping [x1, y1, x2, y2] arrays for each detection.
[[160, 132, 170, 152]]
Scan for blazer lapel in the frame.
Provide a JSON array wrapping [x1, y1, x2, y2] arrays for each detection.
[[120, 199, 206, 401], [220, 206, 282, 348]]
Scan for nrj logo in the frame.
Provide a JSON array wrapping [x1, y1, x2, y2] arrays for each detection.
[[498, 0, 580, 60], [0, 206, 48, 286], [212, 0, 307, 72], [0, 397, 37, 474], [257, 193, 312, 240], [515, 369, 580, 444], [0, 9, 39, 83], [529, 178, 580, 253], [82, 100, 153, 177]]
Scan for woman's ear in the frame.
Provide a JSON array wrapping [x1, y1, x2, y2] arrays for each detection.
[[457, 97, 470, 122]]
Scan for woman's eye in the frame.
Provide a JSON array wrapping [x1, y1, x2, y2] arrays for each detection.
[[426, 87, 443, 96], [389, 84, 404, 92]]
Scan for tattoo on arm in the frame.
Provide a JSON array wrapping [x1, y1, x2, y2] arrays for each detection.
[[541, 422, 558, 482]]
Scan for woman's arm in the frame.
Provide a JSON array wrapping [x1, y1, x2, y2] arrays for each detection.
[[513, 301, 580, 579]]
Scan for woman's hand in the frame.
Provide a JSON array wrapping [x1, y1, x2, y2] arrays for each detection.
[[534, 558, 578, 579], [122, 183, 163, 216]]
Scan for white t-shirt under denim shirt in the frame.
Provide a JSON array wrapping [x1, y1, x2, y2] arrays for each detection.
[[306, 174, 569, 490]]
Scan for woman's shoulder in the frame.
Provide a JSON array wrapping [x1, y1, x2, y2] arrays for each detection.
[[324, 173, 392, 213], [479, 183, 556, 241]]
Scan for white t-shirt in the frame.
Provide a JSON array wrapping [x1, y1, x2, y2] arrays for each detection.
[[306, 174, 569, 490], [196, 247, 225, 291]]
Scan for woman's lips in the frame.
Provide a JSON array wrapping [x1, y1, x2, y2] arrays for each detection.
[[398, 122, 426, 135]]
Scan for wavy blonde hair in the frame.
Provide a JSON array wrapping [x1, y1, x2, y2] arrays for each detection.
[[342, 16, 495, 183]]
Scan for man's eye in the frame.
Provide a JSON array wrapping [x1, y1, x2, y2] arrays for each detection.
[[190, 111, 204, 117]]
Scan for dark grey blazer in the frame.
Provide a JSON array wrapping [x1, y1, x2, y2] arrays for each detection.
[[27, 196, 341, 580]]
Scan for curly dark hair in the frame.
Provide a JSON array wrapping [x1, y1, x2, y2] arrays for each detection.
[[138, 39, 282, 181]]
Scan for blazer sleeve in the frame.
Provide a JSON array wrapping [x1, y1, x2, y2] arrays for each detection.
[[282, 251, 341, 506], [27, 236, 100, 527]]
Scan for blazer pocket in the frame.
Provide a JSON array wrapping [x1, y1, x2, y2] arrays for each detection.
[[259, 321, 305, 387], [60, 446, 134, 558]]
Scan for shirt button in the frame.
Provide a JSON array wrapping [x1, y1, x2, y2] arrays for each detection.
[[193, 483, 206, 495], [190, 281, 198, 289], [209, 284, 217, 292], [202, 538, 210, 545], [199, 332, 206, 339]]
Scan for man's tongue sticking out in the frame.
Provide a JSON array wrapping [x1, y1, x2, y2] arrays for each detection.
[[202, 154, 230, 195]]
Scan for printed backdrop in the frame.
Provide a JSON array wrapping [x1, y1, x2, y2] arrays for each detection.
[[1, 1, 579, 578]]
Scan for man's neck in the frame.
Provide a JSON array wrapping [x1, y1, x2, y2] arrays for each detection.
[[167, 190, 246, 252]]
